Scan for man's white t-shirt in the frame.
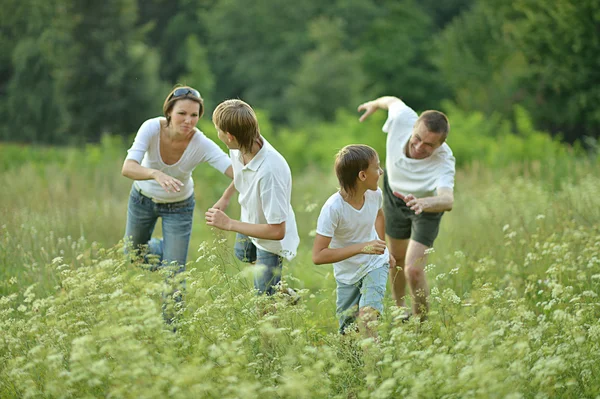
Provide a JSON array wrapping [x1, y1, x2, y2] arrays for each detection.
[[316, 188, 389, 285], [383, 102, 455, 198], [230, 137, 299, 261], [126, 118, 232, 202]]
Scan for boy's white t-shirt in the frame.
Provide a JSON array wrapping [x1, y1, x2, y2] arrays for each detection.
[[316, 188, 389, 285], [126, 117, 232, 202], [383, 101, 456, 199], [230, 137, 299, 261]]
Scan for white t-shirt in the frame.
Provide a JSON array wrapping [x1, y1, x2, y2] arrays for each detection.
[[230, 137, 299, 261], [316, 189, 389, 285], [383, 101, 455, 198], [125, 117, 232, 202]]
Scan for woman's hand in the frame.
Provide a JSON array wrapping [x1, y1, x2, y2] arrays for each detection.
[[153, 171, 184, 193]]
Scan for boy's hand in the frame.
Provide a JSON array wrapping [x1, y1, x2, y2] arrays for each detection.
[[389, 253, 396, 269], [212, 197, 230, 211], [205, 208, 233, 231], [361, 239, 387, 255]]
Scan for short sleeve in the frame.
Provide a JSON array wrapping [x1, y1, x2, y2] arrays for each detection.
[[436, 148, 456, 190], [316, 201, 338, 238], [376, 187, 384, 209], [125, 119, 160, 163], [259, 173, 290, 225], [382, 101, 419, 134], [195, 133, 232, 173]]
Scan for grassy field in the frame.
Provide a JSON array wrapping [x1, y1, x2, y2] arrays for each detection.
[[1, 146, 599, 398]]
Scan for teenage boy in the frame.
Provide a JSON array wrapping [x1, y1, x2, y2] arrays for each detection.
[[312, 145, 395, 335], [205, 99, 299, 296]]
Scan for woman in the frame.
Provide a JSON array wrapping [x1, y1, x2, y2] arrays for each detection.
[[122, 86, 233, 271]]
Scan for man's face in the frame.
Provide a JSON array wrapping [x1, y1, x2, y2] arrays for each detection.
[[407, 122, 445, 159]]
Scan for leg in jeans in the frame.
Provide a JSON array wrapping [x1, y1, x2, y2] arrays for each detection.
[[234, 233, 282, 295], [124, 186, 158, 260], [255, 248, 283, 296], [160, 196, 195, 274], [358, 265, 388, 337], [336, 281, 361, 334]]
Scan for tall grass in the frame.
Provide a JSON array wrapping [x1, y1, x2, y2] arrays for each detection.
[[1, 143, 599, 397]]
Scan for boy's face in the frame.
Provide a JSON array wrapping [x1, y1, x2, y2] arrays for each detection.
[[362, 157, 383, 191], [215, 124, 238, 149]]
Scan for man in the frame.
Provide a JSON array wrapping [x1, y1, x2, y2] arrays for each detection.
[[358, 96, 455, 320]]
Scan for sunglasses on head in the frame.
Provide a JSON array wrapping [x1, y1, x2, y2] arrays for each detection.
[[170, 87, 201, 99]]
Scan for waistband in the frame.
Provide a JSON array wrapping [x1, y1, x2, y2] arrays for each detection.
[[133, 182, 172, 204]]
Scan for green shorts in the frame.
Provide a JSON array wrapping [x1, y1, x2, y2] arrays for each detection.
[[383, 171, 444, 248]]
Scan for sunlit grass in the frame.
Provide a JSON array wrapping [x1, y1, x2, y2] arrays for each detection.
[[1, 150, 599, 398]]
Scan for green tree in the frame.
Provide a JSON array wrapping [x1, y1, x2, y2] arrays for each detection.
[[435, 0, 600, 142], [284, 17, 366, 126], [203, 0, 321, 123], [360, 0, 450, 111], [51, 0, 164, 142], [177, 34, 216, 115]]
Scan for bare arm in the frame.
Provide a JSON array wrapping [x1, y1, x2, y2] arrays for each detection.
[[121, 159, 183, 193], [394, 187, 454, 214], [212, 169, 236, 210], [357, 96, 404, 122], [204, 208, 286, 240], [312, 234, 387, 265], [375, 208, 385, 239]]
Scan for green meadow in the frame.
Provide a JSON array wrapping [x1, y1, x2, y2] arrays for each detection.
[[1, 129, 599, 398]]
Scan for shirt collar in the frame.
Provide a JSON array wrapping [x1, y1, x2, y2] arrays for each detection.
[[240, 136, 270, 171]]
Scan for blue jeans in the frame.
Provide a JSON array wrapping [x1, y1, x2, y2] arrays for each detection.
[[234, 233, 283, 295], [124, 185, 195, 273], [336, 265, 388, 334]]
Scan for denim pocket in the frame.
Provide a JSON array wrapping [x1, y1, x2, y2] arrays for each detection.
[[162, 195, 195, 213]]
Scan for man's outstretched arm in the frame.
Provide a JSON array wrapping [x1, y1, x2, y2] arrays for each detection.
[[357, 96, 403, 122]]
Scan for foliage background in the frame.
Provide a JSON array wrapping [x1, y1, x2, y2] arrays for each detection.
[[1, 1, 600, 397]]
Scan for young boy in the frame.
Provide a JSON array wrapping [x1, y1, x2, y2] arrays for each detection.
[[313, 145, 395, 334], [205, 99, 299, 296]]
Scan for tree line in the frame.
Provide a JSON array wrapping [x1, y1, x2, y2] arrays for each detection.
[[1, 0, 598, 144]]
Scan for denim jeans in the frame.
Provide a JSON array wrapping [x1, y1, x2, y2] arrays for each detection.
[[336, 265, 388, 334], [234, 233, 283, 295], [124, 185, 195, 273]]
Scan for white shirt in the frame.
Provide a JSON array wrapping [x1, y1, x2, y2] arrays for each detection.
[[125, 117, 232, 202], [316, 189, 389, 285], [230, 138, 299, 261], [383, 102, 455, 198]]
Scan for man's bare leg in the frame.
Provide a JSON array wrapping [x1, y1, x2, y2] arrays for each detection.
[[404, 240, 430, 319], [387, 236, 409, 309]]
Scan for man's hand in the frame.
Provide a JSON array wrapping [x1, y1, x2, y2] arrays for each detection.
[[205, 208, 233, 231], [357, 101, 378, 122], [394, 192, 426, 215], [361, 239, 387, 255]]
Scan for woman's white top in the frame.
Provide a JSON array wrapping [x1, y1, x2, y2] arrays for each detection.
[[125, 117, 231, 202]]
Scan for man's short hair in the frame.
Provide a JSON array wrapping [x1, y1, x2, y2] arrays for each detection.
[[417, 110, 450, 140], [334, 144, 378, 194], [212, 99, 260, 153]]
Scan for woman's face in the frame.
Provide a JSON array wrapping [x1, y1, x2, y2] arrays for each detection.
[[168, 99, 200, 134]]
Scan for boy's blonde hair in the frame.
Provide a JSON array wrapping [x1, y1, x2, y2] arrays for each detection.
[[334, 144, 378, 194], [212, 99, 260, 153]]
